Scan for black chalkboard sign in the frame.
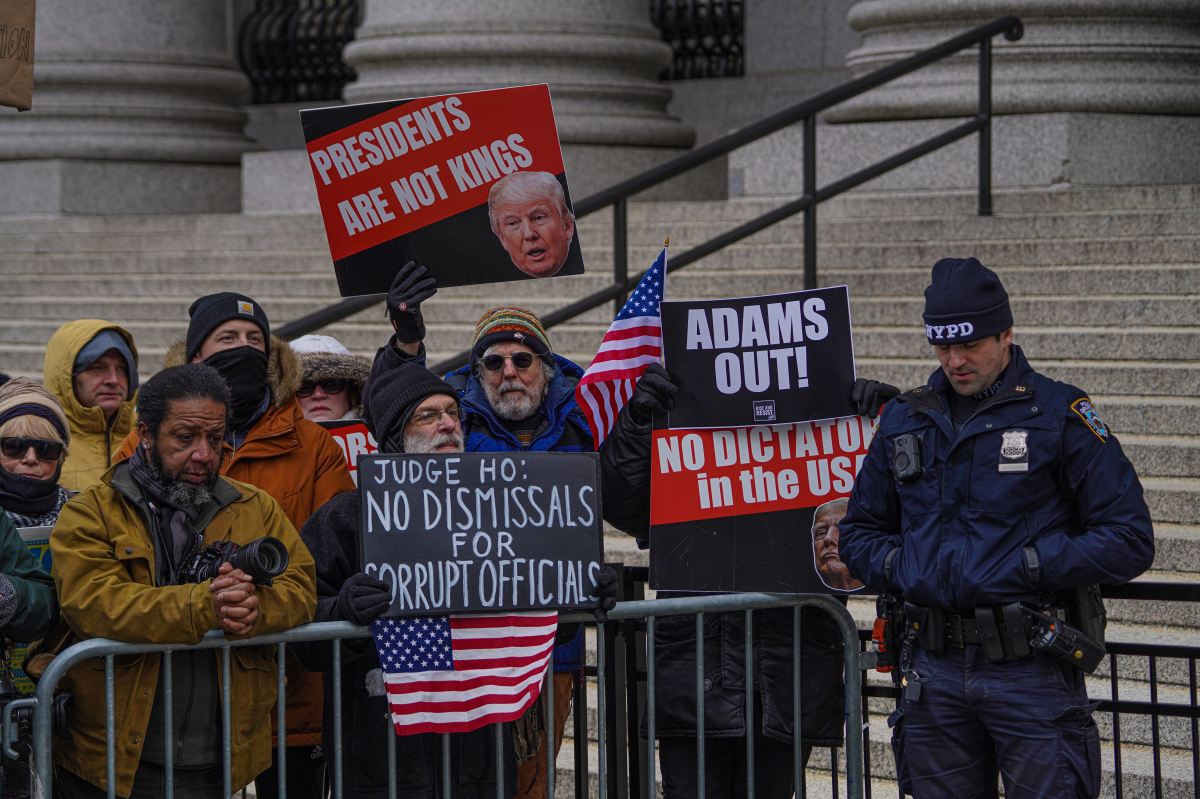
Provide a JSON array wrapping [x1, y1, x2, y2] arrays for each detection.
[[358, 452, 604, 615]]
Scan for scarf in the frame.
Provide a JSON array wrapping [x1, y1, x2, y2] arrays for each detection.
[[0, 463, 64, 517], [3, 485, 71, 528], [127, 446, 204, 583]]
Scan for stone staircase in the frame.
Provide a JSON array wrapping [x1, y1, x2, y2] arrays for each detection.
[[1, 183, 1197, 796]]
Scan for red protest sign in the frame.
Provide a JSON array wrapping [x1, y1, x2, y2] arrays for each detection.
[[648, 415, 878, 593], [301, 85, 584, 295], [320, 419, 378, 486]]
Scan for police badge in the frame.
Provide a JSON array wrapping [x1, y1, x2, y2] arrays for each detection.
[[998, 428, 1029, 472]]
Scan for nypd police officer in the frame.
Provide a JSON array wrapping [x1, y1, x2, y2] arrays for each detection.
[[839, 258, 1154, 798]]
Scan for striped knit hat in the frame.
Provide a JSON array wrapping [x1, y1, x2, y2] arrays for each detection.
[[471, 307, 554, 364]]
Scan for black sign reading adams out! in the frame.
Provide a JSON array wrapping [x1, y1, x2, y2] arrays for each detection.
[[358, 452, 603, 615], [661, 286, 857, 429]]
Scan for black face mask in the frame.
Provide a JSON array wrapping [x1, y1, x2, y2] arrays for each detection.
[[0, 462, 62, 515], [203, 346, 269, 431]]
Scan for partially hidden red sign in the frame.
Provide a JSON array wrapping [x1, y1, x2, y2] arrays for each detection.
[[650, 416, 878, 526], [319, 419, 378, 486], [301, 84, 584, 295]]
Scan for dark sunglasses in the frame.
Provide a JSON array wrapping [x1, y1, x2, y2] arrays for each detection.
[[0, 437, 64, 462], [480, 352, 537, 372], [296, 379, 351, 398]]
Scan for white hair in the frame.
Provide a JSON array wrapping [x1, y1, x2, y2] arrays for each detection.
[[487, 171, 574, 235]]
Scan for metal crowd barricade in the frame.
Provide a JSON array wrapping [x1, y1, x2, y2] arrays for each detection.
[[7, 592, 866, 799]]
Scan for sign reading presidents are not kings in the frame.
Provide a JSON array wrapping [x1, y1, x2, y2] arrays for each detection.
[[302, 84, 585, 295]]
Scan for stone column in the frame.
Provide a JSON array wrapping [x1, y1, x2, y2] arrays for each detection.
[[0, 0, 255, 214], [339, 0, 712, 199], [832, 0, 1200, 121], [733, 0, 1200, 195]]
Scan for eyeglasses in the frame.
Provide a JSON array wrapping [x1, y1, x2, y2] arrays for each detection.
[[480, 352, 537, 372], [296, 379, 351, 398], [0, 437, 64, 462], [409, 406, 461, 428]]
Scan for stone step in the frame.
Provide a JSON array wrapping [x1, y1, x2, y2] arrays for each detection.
[[1152, 525, 1200, 574], [4, 229, 1200, 277], [850, 295, 1200, 328], [589, 208, 1200, 246], [1105, 573, 1200, 630], [1120, 435, 1200, 479], [4, 264, 1196, 310], [853, 326, 1200, 363], [1, 183, 1198, 236], [855, 358, 1200, 401], [1140, 478, 1200, 526], [8, 205, 1200, 255], [1080, 397, 1200, 438], [12, 315, 1199, 365]]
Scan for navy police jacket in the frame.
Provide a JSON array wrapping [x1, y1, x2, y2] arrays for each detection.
[[839, 345, 1154, 609]]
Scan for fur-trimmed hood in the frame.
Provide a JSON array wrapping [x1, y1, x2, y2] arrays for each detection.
[[297, 350, 371, 391], [162, 335, 302, 408]]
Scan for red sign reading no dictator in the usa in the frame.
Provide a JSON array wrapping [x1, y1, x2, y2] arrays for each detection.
[[650, 416, 877, 526]]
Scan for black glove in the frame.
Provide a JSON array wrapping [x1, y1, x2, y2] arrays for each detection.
[[336, 572, 392, 626], [628, 364, 679, 425], [851, 377, 900, 419], [589, 564, 619, 623], [386, 260, 437, 342]]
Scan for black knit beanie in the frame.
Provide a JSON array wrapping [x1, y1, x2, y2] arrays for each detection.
[[922, 258, 1013, 344], [363, 361, 458, 452], [186, 293, 271, 361]]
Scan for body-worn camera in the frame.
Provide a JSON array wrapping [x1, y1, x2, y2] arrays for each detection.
[[179, 537, 289, 585], [892, 433, 923, 482]]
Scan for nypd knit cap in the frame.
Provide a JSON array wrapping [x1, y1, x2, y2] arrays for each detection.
[[922, 258, 1013, 345], [186, 293, 270, 361], [470, 307, 553, 364]]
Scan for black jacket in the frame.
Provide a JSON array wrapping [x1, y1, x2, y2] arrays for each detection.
[[600, 404, 845, 745], [296, 491, 514, 799]]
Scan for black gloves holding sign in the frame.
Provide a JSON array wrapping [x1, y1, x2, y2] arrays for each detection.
[[851, 378, 900, 419], [337, 572, 392, 626], [387, 260, 438, 343], [628, 364, 679, 424]]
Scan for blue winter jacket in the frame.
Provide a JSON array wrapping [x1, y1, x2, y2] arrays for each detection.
[[445, 354, 594, 671], [839, 345, 1154, 608]]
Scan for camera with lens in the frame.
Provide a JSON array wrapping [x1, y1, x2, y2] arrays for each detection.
[[179, 537, 289, 585]]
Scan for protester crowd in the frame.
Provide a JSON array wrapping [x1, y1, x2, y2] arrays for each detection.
[[0, 253, 1153, 799]]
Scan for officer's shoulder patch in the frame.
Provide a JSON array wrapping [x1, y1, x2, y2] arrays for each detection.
[[1070, 397, 1109, 441]]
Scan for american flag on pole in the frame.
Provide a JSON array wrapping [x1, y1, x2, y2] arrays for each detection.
[[371, 612, 557, 735], [576, 247, 667, 446]]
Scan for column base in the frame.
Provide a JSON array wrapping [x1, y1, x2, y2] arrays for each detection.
[[0, 160, 242, 215], [731, 113, 1200, 197]]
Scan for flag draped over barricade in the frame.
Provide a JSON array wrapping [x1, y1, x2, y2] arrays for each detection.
[[372, 612, 557, 735], [576, 247, 667, 446]]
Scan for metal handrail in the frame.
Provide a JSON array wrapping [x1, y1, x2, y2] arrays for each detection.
[[278, 16, 1025, 372]]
